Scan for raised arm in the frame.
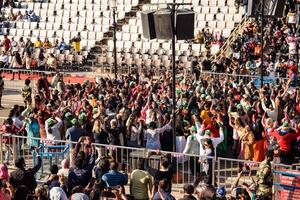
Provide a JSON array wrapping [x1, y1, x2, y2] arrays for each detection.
[[183, 136, 192, 154], [213, 125, 225, 147], [155, 121, 172, 134], [29, 152, 42, 175]]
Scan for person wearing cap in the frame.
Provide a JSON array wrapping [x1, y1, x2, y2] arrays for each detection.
[[183, 126, 200, 175], [256, 150, 274, 198], [195, 120, 225, 156], [66, 118, 86, 143], [45, 116, 63, 142], [270, 121, 300, 164]]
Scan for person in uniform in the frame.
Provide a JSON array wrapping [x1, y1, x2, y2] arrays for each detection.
[[0, 73, 4, 109], [256, 150, 274, 198]]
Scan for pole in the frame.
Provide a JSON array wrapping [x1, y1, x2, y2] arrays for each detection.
[[171, 3, 176, 152], [113, 7, 117, 79], [260, 0, 264, 88]]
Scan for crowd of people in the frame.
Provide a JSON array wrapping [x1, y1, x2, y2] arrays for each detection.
[[0, 35, 83, 78], [203, 1, 299, 78], [0, 0, 299, 199], [0, 64, 298, 199]]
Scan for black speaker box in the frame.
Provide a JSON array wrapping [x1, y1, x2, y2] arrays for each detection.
[[176, 9, 195, 40], [154, 9, 173, 40], [247, 0, 285, 17], [141, 10, 156, 40], [268, 0, 285, 17]]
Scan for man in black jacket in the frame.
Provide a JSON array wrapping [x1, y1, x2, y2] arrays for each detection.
[[9, 153, 42, 192]]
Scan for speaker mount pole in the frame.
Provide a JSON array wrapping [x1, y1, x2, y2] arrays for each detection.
[[112, 3, 118, 79], [171, 2, 176, 153], [167, 2, 191, 152], [260, 0, 264, 88]]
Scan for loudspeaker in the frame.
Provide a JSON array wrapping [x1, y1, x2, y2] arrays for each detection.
[[247, 0, 285, 17], [154, 9, 173, 40], [176, 10, 195, 40], [268, 0, 285, 17], [246, 0, 260, 16], [141, 10, 156, 40]]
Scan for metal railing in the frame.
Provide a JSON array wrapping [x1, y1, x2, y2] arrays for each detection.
[[0, 134, 215, 191], [199, 70, 288, 85], [0, 134, 298, 193], [210, 16, 250, 61]]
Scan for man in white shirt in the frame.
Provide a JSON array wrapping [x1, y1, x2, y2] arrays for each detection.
[[45, 117, 63, 142], [0, 51, 9, 67]]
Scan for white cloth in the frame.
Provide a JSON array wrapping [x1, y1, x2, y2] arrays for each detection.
[[195, 122, 224, 156], [49, 187, 68, 200], [176, 136, 188, 163], [45, 117, 63, 141]]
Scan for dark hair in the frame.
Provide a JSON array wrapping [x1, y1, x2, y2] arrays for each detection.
[[25, 78, 30, 86], [15, 52, 22, 65], [38, 50, 45, 61], [184, 184, 194, 194], [75, 151, 86, 168], [266, 150, 274, 158], [71, 185, 85, 194], [161, 157, 169, 169], [110, 161, 119, 171], [136, 158, 144, 170], [159, 179, 169, 191], [149, 121, 157, 129], [15, 157, 25, 168], [50, 164, 59, 174], [14, 185, 29, 200]]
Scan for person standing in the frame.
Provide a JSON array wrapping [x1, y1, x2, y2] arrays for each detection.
[[130, 159, 153, 200], [10, 52, 22, 80], [21, 79, 32, 107], [256, 150, 274, 198], [9, 152, 42, 193], [0, 74, 4, 109]]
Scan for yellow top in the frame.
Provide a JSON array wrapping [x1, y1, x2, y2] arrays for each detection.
[[130, 169, 153, 200], [73, 41, 80, 53], [34, 40, 43, 48]]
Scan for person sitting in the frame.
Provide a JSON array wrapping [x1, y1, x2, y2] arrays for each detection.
[[43, 38, 52, 49], [59, 38, 69, 52], [23, 10, 30, 21], [46, 53, 58, 70], [34, 37, 43, 48], [29, 10, 39, 22], [0, 51, 9, 68]]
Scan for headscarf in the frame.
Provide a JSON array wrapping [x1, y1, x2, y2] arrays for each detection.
[[49, 187, 68, 200]]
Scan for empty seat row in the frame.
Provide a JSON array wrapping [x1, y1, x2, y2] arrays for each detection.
[[9, 28, 104, 41]]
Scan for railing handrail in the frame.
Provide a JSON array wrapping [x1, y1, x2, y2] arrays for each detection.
[[2, 134, 215, 160]]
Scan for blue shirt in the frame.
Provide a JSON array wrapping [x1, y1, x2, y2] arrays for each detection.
[[102, 170, 128, 187]]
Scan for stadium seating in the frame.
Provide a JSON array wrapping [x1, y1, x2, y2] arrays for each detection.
[[2, 0, 139, 56], [1, 0, 244, 72], [100, 0, 245, 73]]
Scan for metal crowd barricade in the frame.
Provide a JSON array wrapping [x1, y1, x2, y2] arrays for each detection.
[[217, 157, 260, 189], [0, 134, 216, 191], [273, 170, 300, 200]]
